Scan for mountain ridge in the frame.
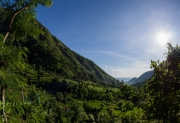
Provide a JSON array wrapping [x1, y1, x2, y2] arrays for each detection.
[[0, 14, 117, 84], [127, 70, 154, 85]]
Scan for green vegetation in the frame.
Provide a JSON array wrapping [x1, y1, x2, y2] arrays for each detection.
[[145, 43, 180, 122], [0, 1, 180, 123]]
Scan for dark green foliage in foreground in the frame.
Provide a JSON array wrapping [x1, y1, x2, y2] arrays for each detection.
[[1, 79, 146, 123]]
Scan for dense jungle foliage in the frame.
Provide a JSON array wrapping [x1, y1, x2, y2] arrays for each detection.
[[0, 1, 180, 123]]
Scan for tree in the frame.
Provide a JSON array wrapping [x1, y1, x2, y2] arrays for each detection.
[[83, 103, 104, 122], [0, 0, 53, 122], [0, 0, 53, 43], [56, 92, 64, 102], [0, 40, 28, 122], [146, 43, 180, 122]]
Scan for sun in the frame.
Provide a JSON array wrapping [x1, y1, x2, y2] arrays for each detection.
[[156, 32, 169, 44]]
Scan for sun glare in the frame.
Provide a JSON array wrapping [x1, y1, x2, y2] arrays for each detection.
[[156, 32, 170, 45]]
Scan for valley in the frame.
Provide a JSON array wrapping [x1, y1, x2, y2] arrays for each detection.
[[0, 1, 180, 123]]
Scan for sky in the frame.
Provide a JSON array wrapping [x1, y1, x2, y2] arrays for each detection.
[[36, 0, 180, 78]]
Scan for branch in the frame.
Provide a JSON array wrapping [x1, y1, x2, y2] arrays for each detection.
[[3, 4, 32, 43]]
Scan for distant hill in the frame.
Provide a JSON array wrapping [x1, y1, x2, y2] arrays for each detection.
[[126, 77, 137, 85], [117, 78, 132, 82], [126, 70, 154, 85]]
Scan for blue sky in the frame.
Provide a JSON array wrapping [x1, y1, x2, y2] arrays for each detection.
[[36, 0, 180, 78]]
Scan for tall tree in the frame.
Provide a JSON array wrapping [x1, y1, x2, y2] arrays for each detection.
[[0, 0, 53, 122], [146, 43, 180, 122]]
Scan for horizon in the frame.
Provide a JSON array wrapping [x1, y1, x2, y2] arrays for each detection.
[[36, 0, 180, 78]]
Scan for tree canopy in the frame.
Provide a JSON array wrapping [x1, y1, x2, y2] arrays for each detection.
[[146, 43, 180, 122], [0, 0, 53, 122], [0, 0, 53, 43]]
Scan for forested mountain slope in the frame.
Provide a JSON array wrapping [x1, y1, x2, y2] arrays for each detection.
[[0, 10, 116, 84]]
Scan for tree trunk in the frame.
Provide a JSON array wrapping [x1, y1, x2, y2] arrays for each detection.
[[3, 32, 9, 44], [3, 6, 29, 43], [1, 84, 7, 123], [21, 87, 24, 123], [21, 87, 24, 103]]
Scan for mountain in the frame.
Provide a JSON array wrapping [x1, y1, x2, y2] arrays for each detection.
[[117, 78, 132, 82], [127, 70, 154, 85], [0, 12, 117, 84], [23, 23, 117, 83], [126, 77, 137, 85]]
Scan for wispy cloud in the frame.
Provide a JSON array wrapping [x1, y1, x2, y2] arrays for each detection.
[[83, 50, 152, 78], [86, 51, 136, 61], [103, 60, 151, 78]]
